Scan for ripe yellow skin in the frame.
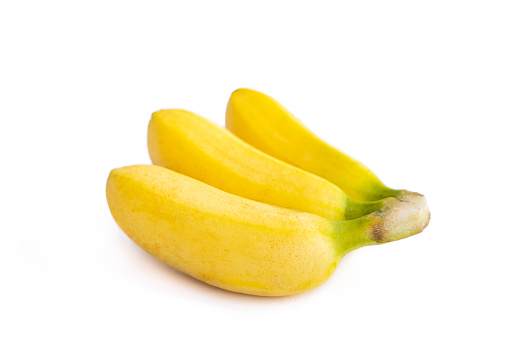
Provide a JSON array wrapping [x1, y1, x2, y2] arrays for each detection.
[[148, 109, 391, 221], [106, 165, 429, 296], [226, 88, 405, 202]]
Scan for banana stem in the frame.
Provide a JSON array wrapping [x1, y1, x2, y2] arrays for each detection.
[[333, 217, 376, 253], [344, 198, 387, 220], [336, 193, 430, 253], [355, 183, 406, 201]]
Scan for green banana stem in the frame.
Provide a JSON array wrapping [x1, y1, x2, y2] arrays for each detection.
[[359, 182, 415, 202], [337, 192, 430, 253], [367, 185, 406, 201], [343, 192, 421, 220], [344, 198, 387, 220], [333, 217, 375, 253]]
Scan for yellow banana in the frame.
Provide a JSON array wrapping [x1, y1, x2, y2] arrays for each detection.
[[226, 88, 416, 202], [148, 109, 399, 221], [106, 165, 429, 296]]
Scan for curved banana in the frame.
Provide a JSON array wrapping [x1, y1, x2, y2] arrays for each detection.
[[106, 165, 429, 296], [226, 88, 414, 202], [148, 109, 396, 221]]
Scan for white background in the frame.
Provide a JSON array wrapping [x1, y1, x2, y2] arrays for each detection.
[[1, 1, 508, 338]]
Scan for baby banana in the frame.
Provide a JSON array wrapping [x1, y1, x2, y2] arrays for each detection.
[[148, 109, 397, 221], [106, 165, 429, 296], [226, 88, 415, 202]]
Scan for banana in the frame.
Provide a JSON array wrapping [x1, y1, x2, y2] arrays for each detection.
[[148, 109, 400, 221], [106, 165, 429, 296], [226, 88, 415, 202]]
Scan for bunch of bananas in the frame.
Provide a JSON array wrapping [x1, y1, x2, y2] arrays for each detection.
[[106, 89, 430, 296]]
